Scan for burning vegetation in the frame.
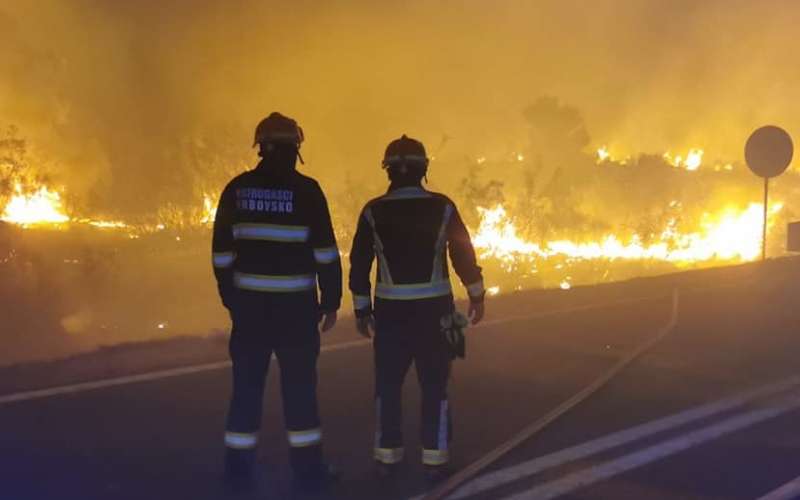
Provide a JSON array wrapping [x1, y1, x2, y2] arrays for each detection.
[[0, 139, 794, 368], [1, 1, 799, 365], [1, 102, 794, 302]]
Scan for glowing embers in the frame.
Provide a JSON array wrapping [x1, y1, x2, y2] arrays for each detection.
[[472, 202, 782, 267], [1, 183, 69, 225], [595, 146, 705, 171]]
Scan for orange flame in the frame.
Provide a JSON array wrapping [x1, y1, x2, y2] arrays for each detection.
[[473, 202, 782, 267], [1, 184, 69, 226]]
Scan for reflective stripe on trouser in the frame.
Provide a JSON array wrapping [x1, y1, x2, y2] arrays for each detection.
[[233, 272, 316, 292], [375, 280, 452, 301], [375, 447, 405, 464], [224, 431, 258, 449], [423, 448, 450, 466], [374, 397, 405, 464], [374, 315, 452, 464], [288, 428, 322, 448], [422, 400, 450, 465], [226, 310, 323, 473]]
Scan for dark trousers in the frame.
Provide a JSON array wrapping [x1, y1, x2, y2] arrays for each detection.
[[225, 302, 323, 476], [373, 313, 452, 466]]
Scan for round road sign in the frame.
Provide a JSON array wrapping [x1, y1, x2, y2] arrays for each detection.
[[745, 125, 794, 178]]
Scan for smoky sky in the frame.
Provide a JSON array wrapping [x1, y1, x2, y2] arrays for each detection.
[[1, 0, 798, 215]]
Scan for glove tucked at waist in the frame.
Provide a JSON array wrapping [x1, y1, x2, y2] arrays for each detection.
[[440, 311, 469, 360]]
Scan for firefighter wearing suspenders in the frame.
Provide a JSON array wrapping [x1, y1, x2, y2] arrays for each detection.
[[349, 135, 486, 480], [211, 113, 341, 491]]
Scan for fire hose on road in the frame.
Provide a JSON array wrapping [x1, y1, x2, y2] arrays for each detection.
[[420, 288, 680, 500]]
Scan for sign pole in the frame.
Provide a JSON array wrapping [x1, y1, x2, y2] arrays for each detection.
[[745, 126, 792, 260], [762, 177, 769, 261]]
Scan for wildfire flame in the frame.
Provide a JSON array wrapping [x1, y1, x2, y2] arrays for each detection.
[[200, 194, 217, 224], [595, 146, 705, 171], [473, 202, 782, 267], [2, 181, 216, 229], [0, 172, 788, 294], [663, 148, 704, 171], [85, 220, 129, 229], [1, 184, 69, 226]]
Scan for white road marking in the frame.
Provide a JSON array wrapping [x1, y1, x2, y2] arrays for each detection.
[[756, 476, 800, 500], [0, 340, 369, 406], [0, 294, 670, 407], [419, 289, 680, 500], [497, 392, 800, 500], [0, 361, 231, 406], [441, 376, 800, 499]]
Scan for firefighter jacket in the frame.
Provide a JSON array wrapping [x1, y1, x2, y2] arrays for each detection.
[[349, 185, 484, 319], [212, 161, 342, 314]]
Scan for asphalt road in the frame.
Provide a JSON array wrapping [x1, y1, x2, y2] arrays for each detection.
[[2, 260, 800, 500]]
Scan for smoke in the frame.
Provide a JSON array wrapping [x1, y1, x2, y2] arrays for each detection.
[[1, 0, 798, 217], [3, 0, 800, 365]]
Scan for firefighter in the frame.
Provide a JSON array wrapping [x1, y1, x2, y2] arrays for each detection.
[[349, 135, 486, 481], [212, 112, 341, 491]]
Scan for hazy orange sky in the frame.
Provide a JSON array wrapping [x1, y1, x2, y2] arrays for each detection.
[[1, 0, 798, 211]]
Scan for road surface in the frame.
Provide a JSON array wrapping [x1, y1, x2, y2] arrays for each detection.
[[2, 260, 800, 500]]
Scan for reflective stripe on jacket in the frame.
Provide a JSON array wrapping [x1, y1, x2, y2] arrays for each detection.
[[349, 186, 484, 317]]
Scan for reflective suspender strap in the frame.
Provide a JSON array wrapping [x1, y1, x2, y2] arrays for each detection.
[[430, 204, 454, 282], [364, 207, 394, 285], [366, 198, 456, 302]]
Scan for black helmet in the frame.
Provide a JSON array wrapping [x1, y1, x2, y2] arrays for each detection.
[[253, 112, 304, 148], [382, 135, 428, 169]]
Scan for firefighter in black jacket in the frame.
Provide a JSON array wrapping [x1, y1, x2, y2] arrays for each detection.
[[212, 113, 341, 490], [349, 135, 486, 480]]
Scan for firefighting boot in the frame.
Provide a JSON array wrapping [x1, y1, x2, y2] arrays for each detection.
[[223, 448, 256, 492], [424, 464, 453, 484], [292, 463, 341, 493], [374, 460, 401, 481]]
